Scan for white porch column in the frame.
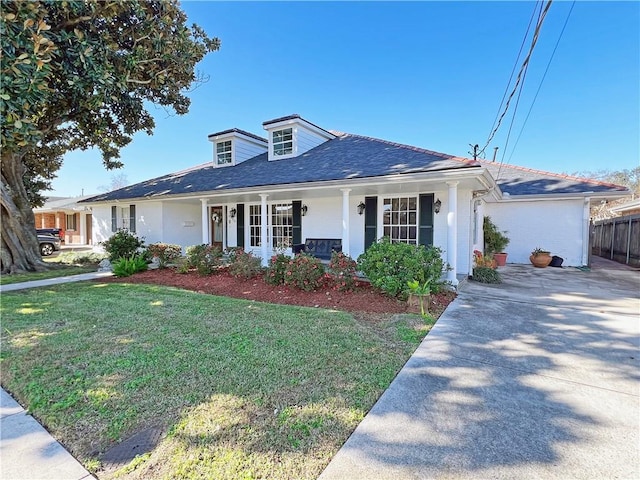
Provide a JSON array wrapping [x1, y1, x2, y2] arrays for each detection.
[[79, 213, 87, 245], [260, 194, 269, 266], [446, 181, 459, 286], [341, 188, 351, 256], [200, 198, 209, 244]]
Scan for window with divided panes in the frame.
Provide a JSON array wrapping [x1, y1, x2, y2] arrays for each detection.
[[383, 197, 417, 244]]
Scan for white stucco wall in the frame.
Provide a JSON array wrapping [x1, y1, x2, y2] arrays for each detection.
[[162, 202, 202, 250], [136, 202, 163, 244], [485, 199, 586, 266]]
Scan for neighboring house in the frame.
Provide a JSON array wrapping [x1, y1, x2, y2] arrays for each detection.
[[610, 198, 640, 216], [81, 114, 629, 283], [34, 195, 96, 245]]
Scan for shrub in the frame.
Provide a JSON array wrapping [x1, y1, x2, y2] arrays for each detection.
[[472, 266, 502, 284], [264, 253, 290, 286], [357, 237, 446, 299], [112, 255, 148, 277], [185, 244, 222, 275], [228, 249, 263, 279], [328, 251, 358, 291], [284, 253, 325, 291], [484, 216, 510, 255], [101, 230, 145, 261], [147, 243, 182, 268]]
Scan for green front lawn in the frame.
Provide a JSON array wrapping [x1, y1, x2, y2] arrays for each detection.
[[0, 265, 97, 285], [1, 282, 432, 479]]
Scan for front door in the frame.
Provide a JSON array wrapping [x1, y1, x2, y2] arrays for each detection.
[[211, 206, 224, 250]]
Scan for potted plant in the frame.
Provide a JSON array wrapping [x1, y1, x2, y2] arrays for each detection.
[[530, 247, 552, 268], [483, 216, 510, 266]]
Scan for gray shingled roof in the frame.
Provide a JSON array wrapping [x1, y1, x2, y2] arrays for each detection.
[[479, 161, 628, 196], [82, 133, 477, 202], [81, 133, 627, 203]]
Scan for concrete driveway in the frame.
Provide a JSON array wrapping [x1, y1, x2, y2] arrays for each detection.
[[320, 261, 640, 479]]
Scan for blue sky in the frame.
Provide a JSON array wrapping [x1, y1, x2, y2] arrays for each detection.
[[51, 1, 639, 196]]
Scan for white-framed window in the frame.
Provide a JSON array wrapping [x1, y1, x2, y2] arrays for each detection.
[[111, 205, 136, 232], [271, 203, 292, 249], [383, 197, 417, 244], [248, 203, 293, 249], [249, 205, 262, 247], [272, 128, 293, 157], [216, 140, 232, 165], [66, 214, 77, 231]]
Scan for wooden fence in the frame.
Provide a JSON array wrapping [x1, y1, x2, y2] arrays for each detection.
[[591, 214, 640, 267]]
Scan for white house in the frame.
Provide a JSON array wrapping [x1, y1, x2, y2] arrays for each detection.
[[81, 114, 629, 284]]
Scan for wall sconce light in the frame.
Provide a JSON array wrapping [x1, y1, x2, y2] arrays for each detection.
[[229, 208, 237, 219], [434, 198, 442, 214], [301, 205, 308, 216], [357, 202, 366, 215]]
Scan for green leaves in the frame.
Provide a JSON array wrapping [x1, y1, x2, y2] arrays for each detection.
[[1, 0, 220, 195]]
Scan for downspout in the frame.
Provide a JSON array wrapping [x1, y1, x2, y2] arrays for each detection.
[[582, 197, 591, 266]]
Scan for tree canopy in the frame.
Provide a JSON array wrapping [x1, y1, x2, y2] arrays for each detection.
[[0, 0, 220, 273]]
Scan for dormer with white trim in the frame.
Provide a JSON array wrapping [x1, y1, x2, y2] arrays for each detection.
[[207, 128, 268, 168], [263, 114, 336, 161]]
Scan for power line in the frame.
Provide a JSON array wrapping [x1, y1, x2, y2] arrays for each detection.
[[484, 2, 541, 150], [507, 0, 576, 164], [480, 0, 553, 156]]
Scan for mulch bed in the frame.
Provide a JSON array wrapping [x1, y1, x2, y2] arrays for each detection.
[[101, 268, 456, 316]]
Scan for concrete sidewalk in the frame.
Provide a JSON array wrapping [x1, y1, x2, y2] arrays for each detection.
[[320, 263, 640, 479], [1, 271, 109, 480], [0, 271, 113, 293], [1, 390, 93, 480]]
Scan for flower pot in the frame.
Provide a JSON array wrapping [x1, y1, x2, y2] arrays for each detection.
[[493, 252, 508, 267], [530, 253, 552, 268]]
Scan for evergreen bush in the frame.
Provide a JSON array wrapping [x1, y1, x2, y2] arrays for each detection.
[[357, 237, 446, 299], [100, 230, 145, 261]]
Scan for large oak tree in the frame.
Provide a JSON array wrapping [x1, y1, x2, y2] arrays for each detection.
[[1, 0, 219, 273]]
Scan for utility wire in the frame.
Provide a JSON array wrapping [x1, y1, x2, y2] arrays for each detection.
[[507, 0, 576, 164], [484, 2, 541, 155], [480, 0, 553, 156], [496, 6, 543, 180]]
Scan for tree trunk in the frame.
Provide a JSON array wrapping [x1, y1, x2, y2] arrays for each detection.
[[1, 152, 48, 274]]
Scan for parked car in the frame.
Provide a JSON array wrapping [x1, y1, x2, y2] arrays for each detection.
[[38, 234, 61, 256], [36, 228, 61, 239]]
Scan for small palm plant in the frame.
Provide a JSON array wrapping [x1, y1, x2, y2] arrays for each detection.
[[407, 279, 432, 318]]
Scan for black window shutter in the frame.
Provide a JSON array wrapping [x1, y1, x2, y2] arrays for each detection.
[[364, 196, 378, 250], [111, 206, 117, 232], [419, 194, 434, 246], [129, 205, 136, 232], [236, 203, 244, 248], [292, 201, 302, 246]]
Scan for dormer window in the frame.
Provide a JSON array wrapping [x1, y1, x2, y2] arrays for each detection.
[[216, 140, 232, 165], [208, 128, 268, 168], [273, 128, 293, 157]]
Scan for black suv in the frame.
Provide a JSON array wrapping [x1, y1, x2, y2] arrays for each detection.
[[38, 234, 61, 256]]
